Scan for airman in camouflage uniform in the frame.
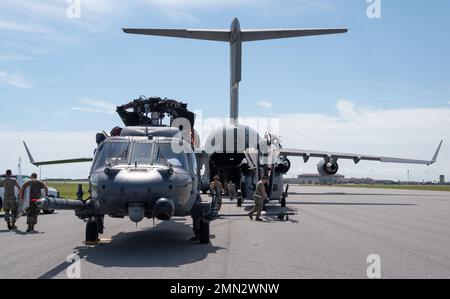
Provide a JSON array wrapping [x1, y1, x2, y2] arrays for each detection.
[[228, 181, 237, 201], [210, 175, 223, 211], [248, 176, 268, 221], [0, 170, 20, 230], [19, 173, 48, 232]]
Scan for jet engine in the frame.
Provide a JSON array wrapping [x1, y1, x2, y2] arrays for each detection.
[[275, 157, 291, 174], [317, 159, 339, 176]]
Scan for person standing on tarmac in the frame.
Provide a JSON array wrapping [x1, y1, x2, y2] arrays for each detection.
[[0, 170, 20, 230], [19, 173, 48, 232], [210, 175, 223, 211], [228, 181, 237, 201], [248, 176, 269, 221]]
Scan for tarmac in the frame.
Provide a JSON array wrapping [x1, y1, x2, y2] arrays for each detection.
[[1, 185, 450, 279]]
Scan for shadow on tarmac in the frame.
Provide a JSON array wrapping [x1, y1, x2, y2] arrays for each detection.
[[38, 219, 225, 279]]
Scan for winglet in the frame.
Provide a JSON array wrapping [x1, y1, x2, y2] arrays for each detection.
[[23, 141, 37, 166], [431, 140, 443, 164]]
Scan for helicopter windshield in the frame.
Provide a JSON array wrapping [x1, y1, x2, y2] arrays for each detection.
[[131, 142, 154, 165], [154, 142, 189, 169], [92, 141, 130, 171]]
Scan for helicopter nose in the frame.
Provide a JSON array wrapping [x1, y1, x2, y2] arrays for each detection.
[[96, 167, 193, 220]]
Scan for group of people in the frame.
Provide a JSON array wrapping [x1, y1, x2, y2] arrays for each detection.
[[209, 175, 268, 222], [0, 170, 48, 232]]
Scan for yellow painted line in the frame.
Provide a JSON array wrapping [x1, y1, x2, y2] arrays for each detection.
[[83, 238, 112, 246]]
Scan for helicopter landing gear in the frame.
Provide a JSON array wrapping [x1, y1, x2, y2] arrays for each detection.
[[199, 219, 210, 244], [190, 201, 213, 244], [85, 219, 99, 242], [85, 216, 104, 243], [280, 196, 286, 208], [191, 217, 210, 244]]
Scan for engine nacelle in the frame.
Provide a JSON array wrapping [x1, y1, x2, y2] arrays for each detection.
[[317, 159, 339, 176], [275, 157, 291, 174]]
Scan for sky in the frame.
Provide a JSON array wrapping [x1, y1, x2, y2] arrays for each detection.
[[0, 0, 449, 181]]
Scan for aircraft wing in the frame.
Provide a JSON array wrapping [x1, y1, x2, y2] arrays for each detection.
[[280, 140, 443, 166], [23, 142, 93, 167]]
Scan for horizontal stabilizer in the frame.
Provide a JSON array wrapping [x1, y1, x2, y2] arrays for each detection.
[[122, 28, 348, 43], [122, 28, 230, 42], [241, 28, 348, 42]]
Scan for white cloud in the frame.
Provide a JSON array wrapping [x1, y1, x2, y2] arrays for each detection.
[[0, 53, 34, 61], [419, 90, 433, 96], [258, 101, 272, 109], [0, 0, 331, 23], [71, 98, 116, 114], [0, 20, 51, 33], [139, 0, 332, 21], [0, 70, 32, 89]]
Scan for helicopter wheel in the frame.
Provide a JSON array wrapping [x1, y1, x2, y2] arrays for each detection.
[[199, 219, 210, 244], [85, 219, 99, 242], [281, 196, 286, 208]]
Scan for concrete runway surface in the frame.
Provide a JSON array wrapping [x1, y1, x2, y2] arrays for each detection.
[[1, 185, 450, 279]]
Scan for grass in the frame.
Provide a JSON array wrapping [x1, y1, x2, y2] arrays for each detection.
[[334, 184, 450, 192], [46, 182, 91, 200]]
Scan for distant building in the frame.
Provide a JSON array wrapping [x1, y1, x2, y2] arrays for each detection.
[[440, 175, 445, 185], [297, 174, 345, 185], [284, 174, 392, 185]]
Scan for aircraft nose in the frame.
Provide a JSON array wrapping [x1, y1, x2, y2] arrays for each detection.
[[96, 167, 193, 217]]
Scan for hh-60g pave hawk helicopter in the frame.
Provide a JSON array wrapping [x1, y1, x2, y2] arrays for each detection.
[[24, 97, 216, 244]]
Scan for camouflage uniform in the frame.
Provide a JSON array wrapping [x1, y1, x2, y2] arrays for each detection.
[[210, 180, 223, 211], [228, 181, 237, 201], [248, 180, 267, 220], [20, 179, 47, 231], [0, 177, 19, 229]]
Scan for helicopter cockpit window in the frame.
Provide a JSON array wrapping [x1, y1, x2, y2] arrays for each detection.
[[92, 141, 130, 171], [154, 143, 189, 170], [131, 142, 154, 165]]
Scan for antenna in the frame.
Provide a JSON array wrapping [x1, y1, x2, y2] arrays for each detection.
[[123, 18, 348, 125], [18, 156, 22, 175]]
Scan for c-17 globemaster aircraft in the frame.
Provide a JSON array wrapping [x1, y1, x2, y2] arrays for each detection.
[[123, 18, 443, 207], [24, 18, 442, 245]]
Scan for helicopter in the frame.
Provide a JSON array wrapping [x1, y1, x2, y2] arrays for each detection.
[[24, 97, 215, 244]]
